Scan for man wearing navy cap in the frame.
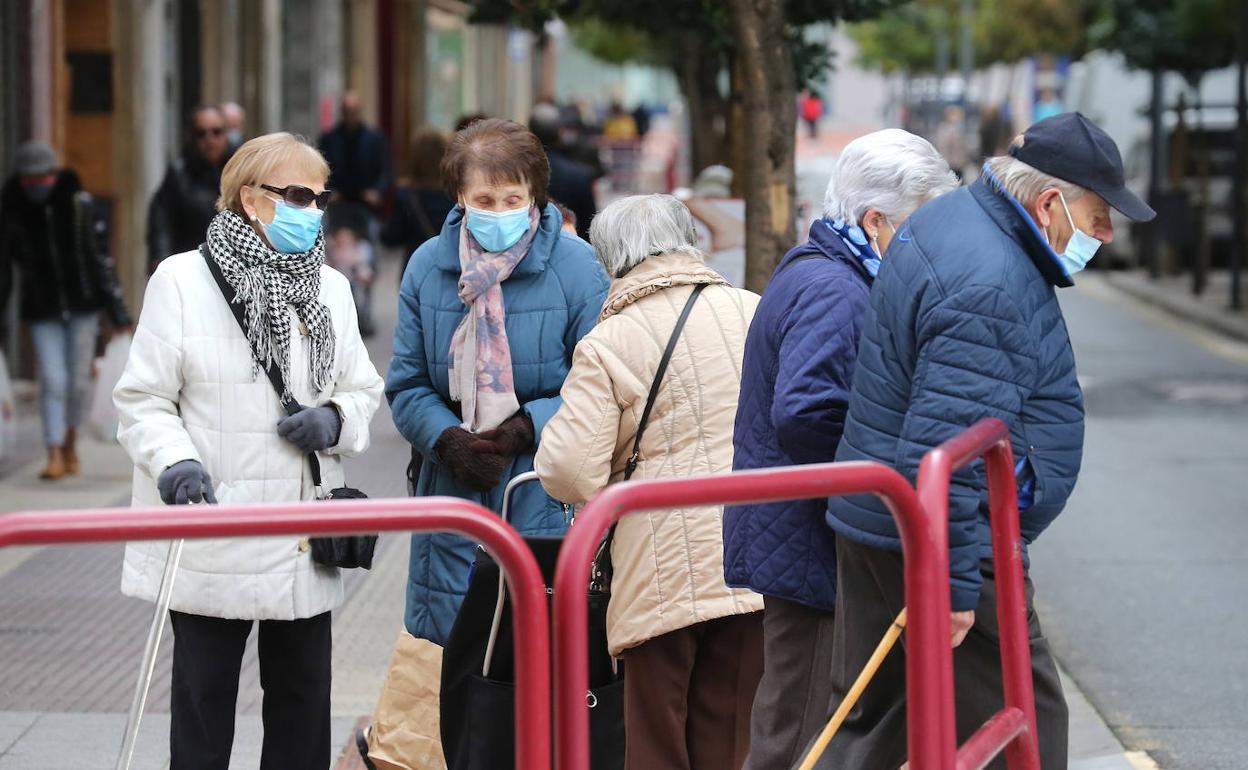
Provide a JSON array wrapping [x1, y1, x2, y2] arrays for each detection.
[[816, 113, 1155, 769]]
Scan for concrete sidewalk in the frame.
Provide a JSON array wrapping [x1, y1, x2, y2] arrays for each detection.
[[1102, 270, 1248, 344]]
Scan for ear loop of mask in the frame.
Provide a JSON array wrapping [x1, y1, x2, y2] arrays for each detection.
[[1043, 191, 1078, 251], [870, 216, 896, 258]]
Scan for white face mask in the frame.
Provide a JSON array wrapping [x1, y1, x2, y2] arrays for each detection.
[[1046, 191, 1102, 276]]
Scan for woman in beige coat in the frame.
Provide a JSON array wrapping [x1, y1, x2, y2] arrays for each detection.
[[535, 194, 763, 770]]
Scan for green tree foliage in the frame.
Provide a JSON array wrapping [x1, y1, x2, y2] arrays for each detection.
[[849, 0, 1088, 75], [1089, 0, 1235, 79]]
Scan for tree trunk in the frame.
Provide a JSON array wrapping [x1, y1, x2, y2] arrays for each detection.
[[726, 0, 797, 293], [673, 31, 729, 180]]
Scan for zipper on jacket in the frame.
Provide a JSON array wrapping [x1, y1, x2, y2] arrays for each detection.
[[44, 207, 72, 321]]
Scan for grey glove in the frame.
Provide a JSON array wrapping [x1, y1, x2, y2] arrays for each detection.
[[277, 405, 343, 453], [157, 460, 218, 505]]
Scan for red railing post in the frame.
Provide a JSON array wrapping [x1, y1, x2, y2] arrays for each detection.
[[0, 497, 552, 770], [917, 418, 1042, 770], [550, 463, 930, 770]]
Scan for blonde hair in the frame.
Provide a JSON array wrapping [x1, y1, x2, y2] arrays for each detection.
[[216, 132, 330, 214]]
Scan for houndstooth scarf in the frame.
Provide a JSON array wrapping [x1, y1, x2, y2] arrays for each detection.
[[204, 210, 335, 395]]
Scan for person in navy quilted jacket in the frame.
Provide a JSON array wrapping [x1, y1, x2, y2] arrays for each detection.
[[818, 113, 1156, 769], [724, 130, 956, 769]]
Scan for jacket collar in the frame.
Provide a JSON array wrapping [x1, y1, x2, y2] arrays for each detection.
[[971, 167, 1074, 288], [600, 251, 728, 321], [434, 201, 565, 277], [775, 218, 875, 283]]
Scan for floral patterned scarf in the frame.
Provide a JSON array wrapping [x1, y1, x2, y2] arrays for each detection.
[[448, 206, 541, 432]]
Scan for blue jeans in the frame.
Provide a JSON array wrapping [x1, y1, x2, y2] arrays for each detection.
[[29, 314, 98, 446]]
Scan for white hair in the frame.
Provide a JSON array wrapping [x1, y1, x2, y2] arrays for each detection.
[[589, 194, 704, 279], [984, 136, 1085, 207], [822, 128, 959, 224]]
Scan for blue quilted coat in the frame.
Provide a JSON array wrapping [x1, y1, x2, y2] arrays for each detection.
[[828, 172, 1085, 612], [387, 202, 609, 644], [723, 219, 873, 611]]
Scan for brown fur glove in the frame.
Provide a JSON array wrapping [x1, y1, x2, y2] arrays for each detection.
[[435, 426, 510, 492], [469, 413, 535, 458]]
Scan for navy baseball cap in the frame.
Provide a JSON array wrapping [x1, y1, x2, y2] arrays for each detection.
[[1009, 112, 1156, 222]]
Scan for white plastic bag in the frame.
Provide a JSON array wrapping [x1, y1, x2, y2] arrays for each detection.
[[87, 334, 131, 441], [0, 355, 16, 463]]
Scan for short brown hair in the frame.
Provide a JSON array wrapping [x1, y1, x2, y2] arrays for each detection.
[[442, 119, 550, 208], [216, 132, 329, 214], [409, 128, 448, 190]]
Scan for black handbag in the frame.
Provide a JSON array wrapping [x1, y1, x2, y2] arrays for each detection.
[[201, 245, 378, 569]]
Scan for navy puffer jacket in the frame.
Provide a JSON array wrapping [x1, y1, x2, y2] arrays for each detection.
[[828, 173, 1085, 612], [723, 219, 872, 611]]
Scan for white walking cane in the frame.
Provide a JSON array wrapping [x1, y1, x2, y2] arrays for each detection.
[[115, 538, 184, 770]]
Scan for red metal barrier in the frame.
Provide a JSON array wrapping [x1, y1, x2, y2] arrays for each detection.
[[917, 417, 1041, 770], [551, 462, 938, 770], [0, 497, 552, 770]]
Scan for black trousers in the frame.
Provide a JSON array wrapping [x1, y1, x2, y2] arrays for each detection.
[[816, 538, 1068, 770], [742, 597, 836, 770], [169, 610, 333, 770]]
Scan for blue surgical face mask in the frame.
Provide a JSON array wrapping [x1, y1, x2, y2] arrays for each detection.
[[260, 198, 323, 253], [1049, 191, 1102, 276], [465, 202, 531, 253]]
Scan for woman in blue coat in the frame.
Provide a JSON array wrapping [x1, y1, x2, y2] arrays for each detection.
[[386, 119, 609, 646]]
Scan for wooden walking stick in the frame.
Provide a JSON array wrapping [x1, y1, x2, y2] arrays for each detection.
[[796, 607, 908, 770]]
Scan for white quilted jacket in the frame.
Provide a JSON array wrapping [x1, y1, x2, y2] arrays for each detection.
[[115, 250, 384, 620]]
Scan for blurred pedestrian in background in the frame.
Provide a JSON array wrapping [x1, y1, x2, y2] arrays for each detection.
[[220, 101, 247, 148], [725, 129, 956, 770], [374, 118, 608, 761], [116, 132, 383, 770], [819, 113, 1156, 770], [978, 103, 1010, 161], [800, 89, 824, 139], [319, 92, 393, 337], [382, 128, 455, 269], [148, 105, 234, 271], [0, 141, 132, 480], [536, 194, 764, 770], [936, 105, 970, 180], [603, 101, 639, 141], [530, 102, 597, 240]]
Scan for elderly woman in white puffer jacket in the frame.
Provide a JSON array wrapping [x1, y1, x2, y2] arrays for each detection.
[[114, 132, 383, 770], [536, 194, 764, 770]]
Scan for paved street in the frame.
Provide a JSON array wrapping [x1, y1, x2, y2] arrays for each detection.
[[1033, 275, 1248, 770]]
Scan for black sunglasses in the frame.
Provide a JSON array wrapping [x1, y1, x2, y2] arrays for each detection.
[[260, 184, 332, 209], [194, 127, 225, 138]]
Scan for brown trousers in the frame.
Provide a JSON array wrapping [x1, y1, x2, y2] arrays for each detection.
[[815, 537, 1068, 770], [742, 597, 837, 770], [622, 612, 765, 770]]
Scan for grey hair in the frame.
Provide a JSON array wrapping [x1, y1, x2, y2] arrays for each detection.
[[822, 129, 958, 224], [984, 135, 1085, 207], [589, 194, 704, 279]]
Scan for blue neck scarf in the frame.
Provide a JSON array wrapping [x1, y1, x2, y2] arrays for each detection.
[[825, 218, 882, 277]]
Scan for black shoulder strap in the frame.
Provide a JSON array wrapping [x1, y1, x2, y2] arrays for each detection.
[[625, 281, 707, 479], [200, 244, 325, 489]]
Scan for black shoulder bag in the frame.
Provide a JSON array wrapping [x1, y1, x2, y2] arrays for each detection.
[[590, 283, 707, 592], [201, 245, 377, 569]]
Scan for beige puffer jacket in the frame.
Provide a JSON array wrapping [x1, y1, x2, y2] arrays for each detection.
[[535, 251, 763, 655]]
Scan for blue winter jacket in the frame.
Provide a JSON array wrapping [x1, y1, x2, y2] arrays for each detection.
[[387, 202, 610, 644], [723, 220, 873, 611], [828, 173, 1085, 612]]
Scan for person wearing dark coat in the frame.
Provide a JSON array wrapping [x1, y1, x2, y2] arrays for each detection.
[[817, 113, 1157, 770], [381, 128, 455, 268], [724, 130, 956, 770], [147, 105, 232, 271], [530, 104, 597, 240], [0, 141, 132, 480]]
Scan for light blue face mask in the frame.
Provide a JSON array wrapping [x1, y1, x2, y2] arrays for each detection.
[[465, 202, 531, 253], [261, 198, 323, 253], [1050, 191, 1102, 276]]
